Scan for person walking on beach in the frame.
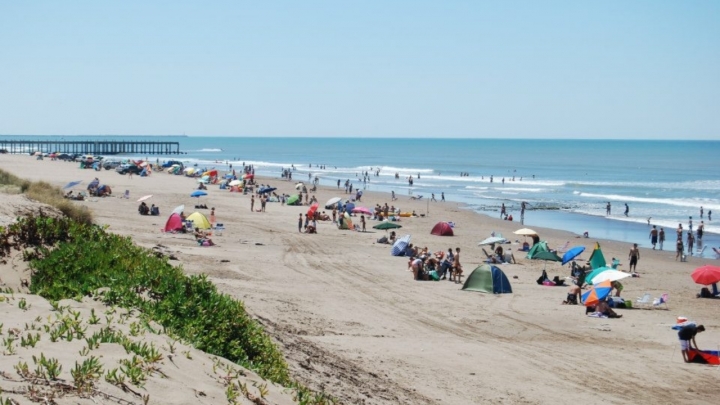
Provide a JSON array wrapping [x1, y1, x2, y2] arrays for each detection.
[[628, 243, 640, 272], [649, 226, 658, 250], [687, 231, 695, 255], [606, 202, 611, 216], [441, 192, 445, 202], [298, 213, 303, 233], [659, 228, 665, 250], [500, 203, 506, 218], [250, 195, 255, 212], [452, 247, 463, 283], [624, 203, 629, 217], [391, 190, 396, 201]]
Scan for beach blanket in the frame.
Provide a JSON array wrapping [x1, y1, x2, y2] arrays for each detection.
[[587, 312, 608, 318]]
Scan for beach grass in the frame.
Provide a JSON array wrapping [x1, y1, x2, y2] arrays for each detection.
[[0, 169, 93, 225], [0, 212, 335, 404]]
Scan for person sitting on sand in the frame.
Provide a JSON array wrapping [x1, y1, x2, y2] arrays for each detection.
[[494, 245, 504, 262], [592, 299, 622, 318], [562, 285, 581, 305], [194, 227, 214, 246], [388, 231, 397, 244], [138, 202, 149, 215]]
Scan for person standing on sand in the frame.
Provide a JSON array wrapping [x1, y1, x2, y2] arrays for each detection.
[[210, 207, 216, 226], [659, 228, 665, 250], [441, 192, 445, 202], [500, 203, 506, 218], [298, 213, 303, 233], [628, 243, 640, 272], [676, 238, 684, 261], [261, 195, 266, 212], [452, 247, 463, 283], [250, 195, 255, 212], [391, 190, 396, 201], [649, 226, 658, 250], [360, 215, 366, 232]]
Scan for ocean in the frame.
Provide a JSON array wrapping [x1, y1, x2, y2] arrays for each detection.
[[5, 136, 720, 257]]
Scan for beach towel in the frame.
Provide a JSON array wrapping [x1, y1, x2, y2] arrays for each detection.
[[587, 312, 608, 318]]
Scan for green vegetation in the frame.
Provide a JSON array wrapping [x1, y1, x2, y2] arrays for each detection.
[[0, 168, 93, 225], [0, 213, 335, 403]]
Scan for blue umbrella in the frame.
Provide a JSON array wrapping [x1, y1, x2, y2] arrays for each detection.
[[562, 246, 586, 265], [258, 187, 277, 194], [63, 180, 82, 190], [391, 235, 411, 256], [190, 190, 207, 198]]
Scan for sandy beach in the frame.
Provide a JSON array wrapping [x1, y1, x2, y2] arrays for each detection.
[[2, 154, 719, 405]]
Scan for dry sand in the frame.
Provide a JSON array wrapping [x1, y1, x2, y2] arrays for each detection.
[[2, 154, 719, 405]]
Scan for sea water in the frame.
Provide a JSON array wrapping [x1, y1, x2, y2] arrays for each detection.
[[6, 136, 720, 257]]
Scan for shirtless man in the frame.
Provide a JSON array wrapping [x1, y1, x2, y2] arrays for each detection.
[[649, 226, 658, 250], [628, 243, 640, 272], [453, 247, 463, 283]]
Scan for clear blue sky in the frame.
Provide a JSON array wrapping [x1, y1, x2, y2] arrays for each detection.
[[1, 1, 718, 139]]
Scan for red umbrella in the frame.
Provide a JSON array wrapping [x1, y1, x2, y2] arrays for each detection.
[[307, 203, 319, 217], [691, 265, 720, 285]]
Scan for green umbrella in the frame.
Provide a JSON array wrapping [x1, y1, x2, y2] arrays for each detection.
[[532, 250, 562, 271], [585, 266, 614, 285], [373, 222, 402, 230], [286, 194, 300, 205]]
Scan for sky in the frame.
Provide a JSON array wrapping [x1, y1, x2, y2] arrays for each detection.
[[0, 1, 718, 139]]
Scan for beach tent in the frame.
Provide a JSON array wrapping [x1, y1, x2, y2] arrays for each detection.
[[164, 213, 184, 233], [462, 264, 512, 294], [687, 349, 720, 365], [338, 212, 354, 230], [526, 241, 549, 259], [186, 212, 212, 230], [430, 221, 454, 236], [588, 242, 607, 269], [391, 235, 412, 256]]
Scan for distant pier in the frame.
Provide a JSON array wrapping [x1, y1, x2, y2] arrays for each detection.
[[0, 139, 182, 155]]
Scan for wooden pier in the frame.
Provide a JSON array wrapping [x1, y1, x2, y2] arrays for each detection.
[[0, 139, 182, 155]]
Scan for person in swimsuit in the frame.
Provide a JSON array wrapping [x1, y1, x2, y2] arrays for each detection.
[[659, 228, 665, 250], [628, 243, 640, 272], [453, 247, 463, 283]]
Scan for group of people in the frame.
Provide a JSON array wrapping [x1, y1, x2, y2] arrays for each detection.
[[137, 201, 159, 216], [407, 247, 463, 283]]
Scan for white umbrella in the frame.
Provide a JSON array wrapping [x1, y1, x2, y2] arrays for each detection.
[[325, 197, 341, 208], [478, 236, 507, 246], [295, 182, 305, 190], [172, 205, 185, 215], [590, 270, 632, 284], [514, 228, 537, 236], [229, 180, 242, 186], [136, 194, 153, 202]]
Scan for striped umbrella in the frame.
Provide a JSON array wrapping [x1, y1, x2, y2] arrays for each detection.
[[391, 235, 411, 256], [581, 280, 613, 307]]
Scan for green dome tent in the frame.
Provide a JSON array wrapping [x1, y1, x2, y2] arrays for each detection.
[[526, 240, 549, 259], [462, 264, 512, 294]]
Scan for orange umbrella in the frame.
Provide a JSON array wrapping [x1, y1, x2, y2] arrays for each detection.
[[581, 280, 612, 307]]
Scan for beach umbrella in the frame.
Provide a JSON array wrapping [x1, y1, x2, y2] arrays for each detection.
[[591, 270, 632, 284], [581, 280, 613, 307], [295, 182, 305, 190], [562, 246, 586, 265], [136, 194, 153, 202], [190, 190, 207, 198], [258, 187, 276, 194], [325, 197, 341, 208], [478, 236, 506, 246], [286, 194, 300, 205], [63, 180, 82, 190], [229, 180, 242, 186], [513, 228, 537, 236], [172, 205, 185, 215], [391, 235, 411, 256], [691, 265, 720, 285], [585, 266, 614, 285], [352, 207, 373, 216], [373, 222, 402, 230], [532, 250, 562, 271], [307, 203, 319, 217]]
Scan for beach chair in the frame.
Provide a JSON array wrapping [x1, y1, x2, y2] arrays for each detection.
[[481, 248, 493, 262], [185, 220, 194, 233], [653, 293, 669, 309], [635, 293, 652, 308], [214, 223, 224, 236]]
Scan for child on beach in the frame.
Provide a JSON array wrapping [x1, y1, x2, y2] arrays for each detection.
[[210, 207, 216, 226]]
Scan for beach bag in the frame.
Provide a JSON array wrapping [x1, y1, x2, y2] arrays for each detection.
[[700, 287, 712, 298]]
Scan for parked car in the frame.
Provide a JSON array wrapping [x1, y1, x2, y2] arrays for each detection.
[[116, 164, 142, 175], [103, 160, 122, 170]]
